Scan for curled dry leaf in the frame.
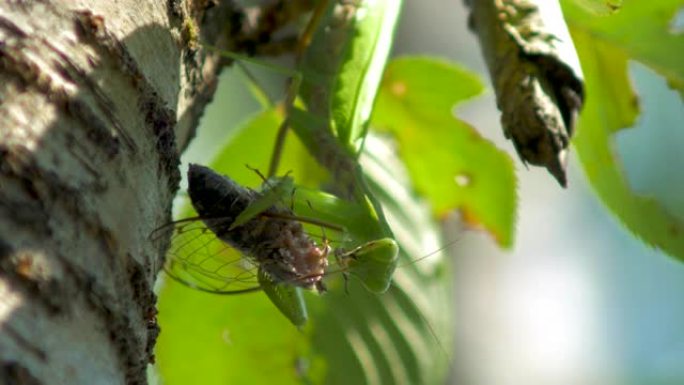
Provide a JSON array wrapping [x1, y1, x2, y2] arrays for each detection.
[[467, 0, 585, 186]]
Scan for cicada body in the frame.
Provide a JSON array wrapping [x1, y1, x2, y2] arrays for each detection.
[[183, 164, 329, 292], [154, 165, 336, 326]]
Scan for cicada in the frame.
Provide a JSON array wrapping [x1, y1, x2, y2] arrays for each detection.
[[156, 164, 341, 326]]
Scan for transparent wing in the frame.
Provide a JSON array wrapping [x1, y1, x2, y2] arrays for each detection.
[[156, 218, 262, 294], [153, 210, 353, 295]]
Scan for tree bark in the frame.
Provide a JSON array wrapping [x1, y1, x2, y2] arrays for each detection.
[[0, 1, 252, 383]]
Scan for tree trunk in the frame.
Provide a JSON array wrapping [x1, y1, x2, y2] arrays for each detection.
[[0, 1, 247, 383]]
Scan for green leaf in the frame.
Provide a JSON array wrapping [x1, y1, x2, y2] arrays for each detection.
[[561, 0, 684, 260], [308, 134, 454, 385], [372, 57, 517, 247], [331, 0, 402, 146], [568, 27, 684, 260], [156, 277, 309, 385], [570, 0, 623, 14], [207, 108, 328, 187], [563, 0, 684, 97]]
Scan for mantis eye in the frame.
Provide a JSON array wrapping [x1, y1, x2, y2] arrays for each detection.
[[344, 238, 399, 294]]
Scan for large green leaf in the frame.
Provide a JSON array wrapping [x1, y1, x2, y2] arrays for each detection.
[[156, 107, 453, 384], [563, 0, 684, 97], [561, 1, 684, 260], [308, 135, 454, 385], [372, 57, 517, 247]]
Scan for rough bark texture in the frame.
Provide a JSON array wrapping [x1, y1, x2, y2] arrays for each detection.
[[466, 0, 584, 187], [0, 0, 270, 384]]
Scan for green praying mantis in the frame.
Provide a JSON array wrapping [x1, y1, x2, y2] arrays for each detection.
[[163, 0, 408, 326]]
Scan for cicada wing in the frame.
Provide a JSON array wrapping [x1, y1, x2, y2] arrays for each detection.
[[158, 218, 262, 294]]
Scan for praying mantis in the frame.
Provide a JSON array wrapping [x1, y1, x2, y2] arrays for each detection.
[[158, 2, 455, 381], [163, 0, 406, 326]]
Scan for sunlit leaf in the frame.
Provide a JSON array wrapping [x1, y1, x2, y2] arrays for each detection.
[[563, 0, 684, 97], [373, 57, 517, 247], [562, 1, 684, 260], [309, 134, 454, 385], [157, 278, 309, 385], [569, 33, 684, 259], [209, 108, 328, 187]]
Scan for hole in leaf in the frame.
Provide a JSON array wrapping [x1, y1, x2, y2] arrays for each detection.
[[391, 81, 407, 97], [454, 173, 471, 187]]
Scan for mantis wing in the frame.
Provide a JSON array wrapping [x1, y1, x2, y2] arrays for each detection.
[[229, 175, 295, 230]]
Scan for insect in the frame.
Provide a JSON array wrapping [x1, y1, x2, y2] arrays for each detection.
[[182, 163, 329, 293], [159, 164, 323, 326], [157, 0, 403, 326], [157, 164, 398, 326], [157, 2, 454, 383]]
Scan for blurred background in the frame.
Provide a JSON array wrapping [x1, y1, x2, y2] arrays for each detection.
[[181, 1, 684, 384]]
